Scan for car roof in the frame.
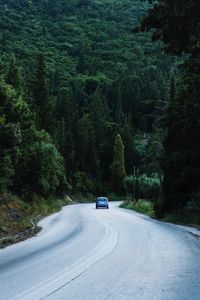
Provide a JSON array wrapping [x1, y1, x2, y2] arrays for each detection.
[[97, 197, 108, 200]]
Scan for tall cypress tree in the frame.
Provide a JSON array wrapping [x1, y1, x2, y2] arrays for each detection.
[[114, 83, 124, 124], [121, 120, 137, 175], [110, 134, 126, 194]]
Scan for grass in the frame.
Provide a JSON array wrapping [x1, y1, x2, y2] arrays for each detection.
[[120, 199, 155, 217], [120, 199, 200, 229]]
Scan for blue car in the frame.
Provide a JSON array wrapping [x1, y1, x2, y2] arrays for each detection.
[[96, 197, 109, 209]]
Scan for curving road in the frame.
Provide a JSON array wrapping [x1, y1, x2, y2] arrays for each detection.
[[0, 202, 200, 300]]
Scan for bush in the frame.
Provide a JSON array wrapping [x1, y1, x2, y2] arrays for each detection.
[[123, 175, 134, 194], [138, 175, 161, 200], [124, 174, 161, 201]]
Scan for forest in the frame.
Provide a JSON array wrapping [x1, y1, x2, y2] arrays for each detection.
[[0, 0, 200, 237]]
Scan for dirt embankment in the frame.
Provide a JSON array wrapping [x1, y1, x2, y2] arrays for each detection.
[[0, 193, 73, 248]]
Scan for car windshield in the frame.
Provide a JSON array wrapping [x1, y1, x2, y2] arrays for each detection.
[[97, 198, 107, 202]]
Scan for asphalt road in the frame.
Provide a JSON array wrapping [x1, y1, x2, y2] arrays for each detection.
[[0, 202, 200, 300]]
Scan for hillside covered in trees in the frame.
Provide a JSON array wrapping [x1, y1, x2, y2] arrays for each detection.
[[0, 0, 173, 202]]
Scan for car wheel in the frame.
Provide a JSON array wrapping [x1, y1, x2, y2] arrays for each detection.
[[107, 206, 109, 209], [96, 206, 98, 209]]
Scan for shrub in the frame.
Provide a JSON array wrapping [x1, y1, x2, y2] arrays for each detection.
[[123, 175, 134, 194], [123, 174, 161, 200], [138, 175, 161, 200]]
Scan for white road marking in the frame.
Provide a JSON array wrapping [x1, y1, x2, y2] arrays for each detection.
[[12, 211, 119, 300]]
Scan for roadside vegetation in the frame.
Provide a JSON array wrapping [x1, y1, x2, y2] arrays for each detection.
[[120, 199, 200, 227], [120, 200, 154, 217], [121, 173, 200, 226], [0, 193, 72, 248]]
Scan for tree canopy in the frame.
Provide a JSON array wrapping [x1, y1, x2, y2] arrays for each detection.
[[141, 0, 200, 57], [0, 0, 175, 204]]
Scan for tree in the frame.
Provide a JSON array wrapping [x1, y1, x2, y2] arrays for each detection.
[[170, 75, 176, 101], [114, 83, 124, 124], [110, 134, 126, 194], [0, 77, 22, 193], [90, 88, 105, 147], [0, 123, 21, 193], [120, 120, 137, 175], [77, 49, 87, 74], [32, 53, 50, 130], [161, 62, 200, 212], [16, 129, 66, 196], [0, 64, 66, 197], [141, 1, 200, 57], [6, 55, 22, 92], [141, 1, 200, 212], [75, 113, 100, 178]]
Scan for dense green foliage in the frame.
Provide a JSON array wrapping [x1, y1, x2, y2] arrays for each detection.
[[0, 0, 173, 200], [142, 0, 200, 215], [141, 0, 200, 57], [123, 174, 160, 200], [0, 73, 66, 196]]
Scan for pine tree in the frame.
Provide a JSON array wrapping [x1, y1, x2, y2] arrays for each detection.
[[50, 70, 60, 97], [32, 53, 50, 130], [75, 114, 100, 177], [55, 88, 75, 176], [170, 75, 176, 101], [90, 88, 105, 147], [77, 49, 86, 74], [57, 118, 67, 157], [56, 88, 72, 128], [6, 55, 21, 92], [114, 83, 124, 124], [110, 134, 126, 194], [121, 120, 137, 175]]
